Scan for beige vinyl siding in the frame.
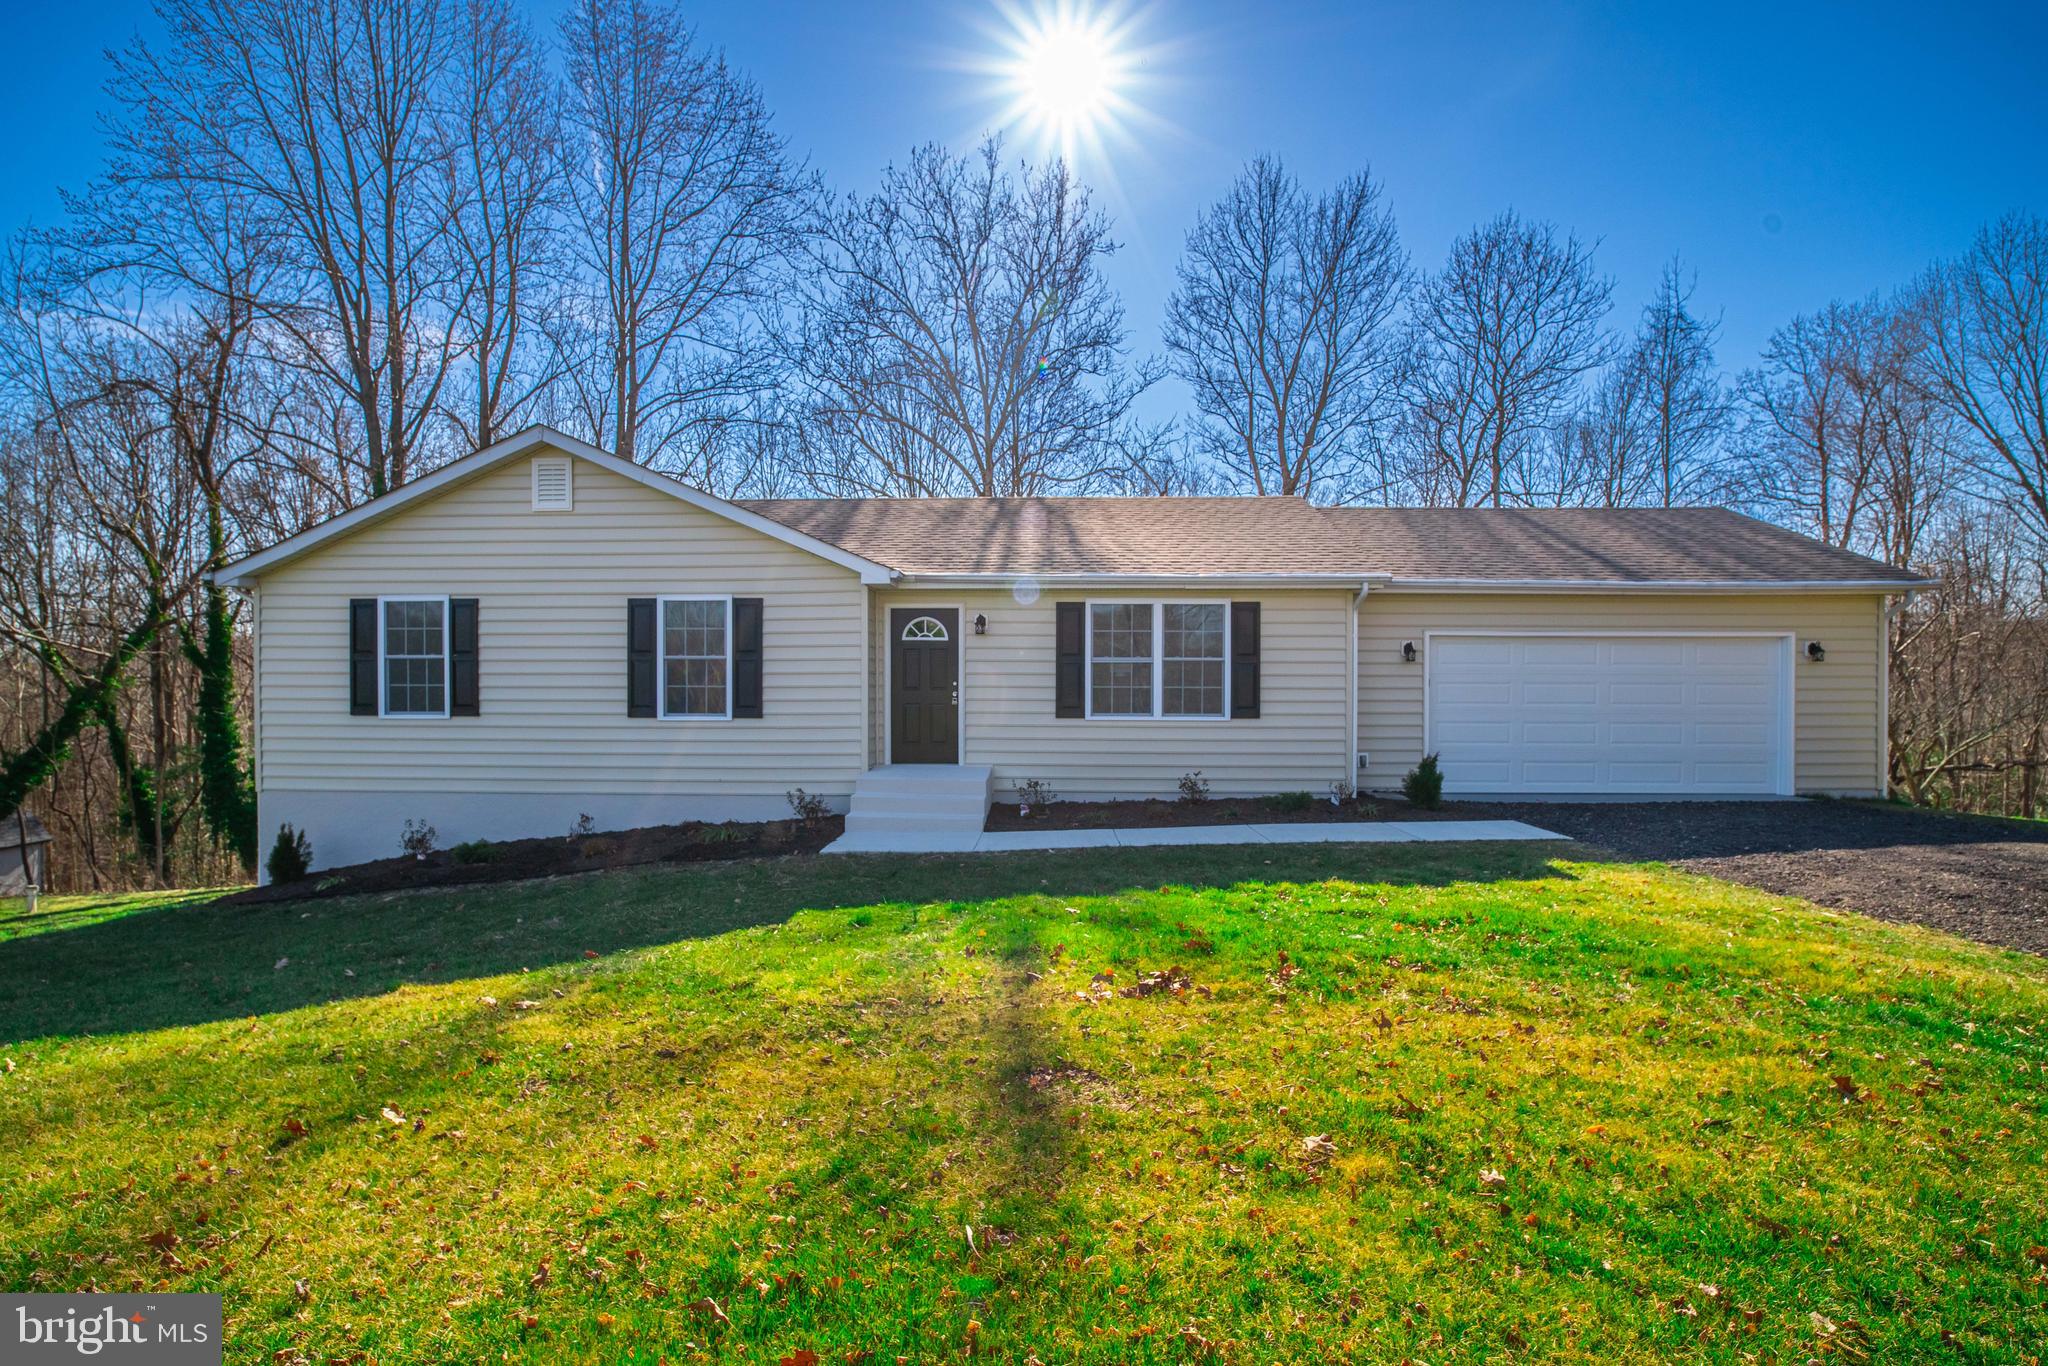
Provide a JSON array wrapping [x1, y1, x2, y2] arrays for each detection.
[[1356, 591, 1886, 795], [254, 453, 866, 797], [870, 587, 1354, 798]]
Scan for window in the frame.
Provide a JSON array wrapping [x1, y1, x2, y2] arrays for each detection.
[[1089, 603, 1154, 716], [381, 597, 448, 716], [1161, 603, 1226, 716], [901, 615, 949, 641], [661, 597, 729, 718], [1086, 602, 1228, 719]]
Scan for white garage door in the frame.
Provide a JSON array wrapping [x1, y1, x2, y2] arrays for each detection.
[[1426, 635, 1791, 795]]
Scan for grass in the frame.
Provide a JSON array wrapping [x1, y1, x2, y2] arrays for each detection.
[[1, 844, 2043, 1364]]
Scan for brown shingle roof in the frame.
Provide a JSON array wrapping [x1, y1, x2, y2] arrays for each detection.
[[737, 497, 1926, 585], [738, 497, 1357, 576]]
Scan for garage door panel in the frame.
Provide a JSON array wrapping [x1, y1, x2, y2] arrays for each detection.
[[1520, 639, 1602, 666], [1427, 634, 1788, 795], [1521, 721, 1601, 745], [1436, 639, 1515, 667], [1609, 640, 1688, 666], [1609, 721, 1685, 745], [1611, 681, 1688, 707], [1521, 681, 1601, 705], [1436, 720, 1512, 745], [1436, 681, 1513, 707]]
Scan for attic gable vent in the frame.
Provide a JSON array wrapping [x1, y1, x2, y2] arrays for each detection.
[[531, 456, 573, 511]]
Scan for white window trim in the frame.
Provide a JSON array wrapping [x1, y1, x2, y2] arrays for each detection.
[[376, 594, 452, 719], [1082, 599, 1232, 721], [655, 594, 734, 722]]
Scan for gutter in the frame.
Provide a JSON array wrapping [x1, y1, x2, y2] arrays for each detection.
[[892, 572, 1372, 590], [1372, 577, 1933, 595]]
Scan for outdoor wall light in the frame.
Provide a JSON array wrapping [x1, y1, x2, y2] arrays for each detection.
[[1806, 640, 1825, 662], [974, 613, 987, 635], [1401, 641, 1417, 663]]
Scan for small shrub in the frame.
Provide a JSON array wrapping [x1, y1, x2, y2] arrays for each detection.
[[1177, 922, 1217, 956], [567, 812, 597, 839], [266, 823, 312, 884], [578, 837, 619, 860], [1014, 778, 1058, 814], [1355, 797, 1381, 820], [1328, 780, 1354, 807], [451, 839, 498, 865], [787, 788, 830, 824], [1269, 791, 1316, 813], [1177, 771, 1211, 805], [400, 819, 439, 860], [1403, 753, 1445, 810], [691, 824, 744, 845]]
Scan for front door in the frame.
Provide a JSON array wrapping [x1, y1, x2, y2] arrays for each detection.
[[890, 608, 959, 764]]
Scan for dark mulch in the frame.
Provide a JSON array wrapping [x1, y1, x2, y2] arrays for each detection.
[[985, 794, 1448, 831], [222, 815, 844, 906], [1445, 798, 2048, 957]]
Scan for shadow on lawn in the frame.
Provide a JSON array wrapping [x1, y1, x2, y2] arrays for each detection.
[[0, 840, 1576, 1046]]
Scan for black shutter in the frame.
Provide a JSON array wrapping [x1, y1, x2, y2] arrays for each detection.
[[732, 597, 763, 718], [449, 598, 480, 716], [627, 597, 657, 718], [1230, 601, 1261, 719], [1055, 601, 1085, 718], [349, 598, 378, 715]]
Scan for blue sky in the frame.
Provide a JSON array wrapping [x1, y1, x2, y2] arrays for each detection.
[[7, 0, 2043, 412]]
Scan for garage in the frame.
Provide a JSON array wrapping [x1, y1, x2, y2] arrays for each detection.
[[1424, 633, 1793, 795]]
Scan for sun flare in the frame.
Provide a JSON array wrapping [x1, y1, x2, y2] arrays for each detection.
[[983, 2, 1149, 163]]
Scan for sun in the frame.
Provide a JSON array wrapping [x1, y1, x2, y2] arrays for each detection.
[[981, 2, 1149, 163]]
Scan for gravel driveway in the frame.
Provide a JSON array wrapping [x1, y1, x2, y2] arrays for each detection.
[[1444, 798, 2048, 956]]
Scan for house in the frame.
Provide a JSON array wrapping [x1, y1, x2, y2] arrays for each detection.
[[215, 427, 1928, 872], [1, 813, 52, 894]]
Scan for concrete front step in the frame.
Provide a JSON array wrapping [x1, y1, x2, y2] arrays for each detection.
[[842, 764, 994, 843]]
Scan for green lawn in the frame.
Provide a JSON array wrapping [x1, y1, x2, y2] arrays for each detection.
[[1, 844, 2043, 1363]]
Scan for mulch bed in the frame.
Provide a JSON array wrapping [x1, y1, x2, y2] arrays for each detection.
[[1449, 798, 2048, 957], [220, 815, 844, 906], [985, 795, 1454, 831]]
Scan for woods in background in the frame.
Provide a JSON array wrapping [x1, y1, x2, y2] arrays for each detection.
[[2, 0, 2043, 892]]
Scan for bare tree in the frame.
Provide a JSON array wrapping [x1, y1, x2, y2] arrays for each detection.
[[1163, 156, 1407, 499], [1555, 262, 1728, 507], [1913, 213, 2048, 546], [795, 138, 1158, 497], [1398, 212, 1614, 506], [443, 0, 567, 449], [1736, 298, 1945, 553], [112, 0, 468, 499], [558, 0, 805, 467]]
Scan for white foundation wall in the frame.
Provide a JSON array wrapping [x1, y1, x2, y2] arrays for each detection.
[[868, 586, 1358, 801], [251, 451, 866, 871]]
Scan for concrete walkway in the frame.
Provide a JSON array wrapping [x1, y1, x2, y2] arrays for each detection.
[[823, 818, 1566, 855]]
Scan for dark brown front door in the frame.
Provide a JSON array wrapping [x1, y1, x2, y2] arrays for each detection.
[[891, 608, 959, 764]]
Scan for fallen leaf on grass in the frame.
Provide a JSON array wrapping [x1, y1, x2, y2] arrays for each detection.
[[583, 949, 600, 960], [1300, 1134, 1337, 1167], [1119, 966, 1194, 999], [686, 1298, 732, 1329], [379, 1107, 405, 1125], [1478, 1169, 1508, 1190], [780, 1351, 819, 1366]]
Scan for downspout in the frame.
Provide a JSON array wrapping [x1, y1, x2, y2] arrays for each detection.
[[1348, 576, 1388, 792]]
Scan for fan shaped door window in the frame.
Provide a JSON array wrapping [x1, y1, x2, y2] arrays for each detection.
[[891, 609, 960, 764]]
